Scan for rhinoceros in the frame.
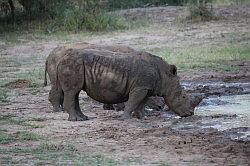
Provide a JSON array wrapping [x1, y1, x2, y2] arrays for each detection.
[[55, 48, 199, 121], [44, 44, 164, 113]]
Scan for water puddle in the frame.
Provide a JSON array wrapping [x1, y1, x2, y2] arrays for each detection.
[[195, 94, 250, 141], [170, 82, 250, 141], [196, 94, 250, 127]]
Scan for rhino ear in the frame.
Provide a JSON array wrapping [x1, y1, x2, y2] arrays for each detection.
[[170, 65, 177, 76]]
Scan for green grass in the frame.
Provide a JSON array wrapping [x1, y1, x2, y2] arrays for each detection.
[[0, 142, 119, 165], [0, 88, 8, 103], [0, 132, 16, 144], [0, 68, 45, 89], [9, 118, 45, 128], [0, 131, 39, 144], [158, 163, 170, 166], [212, 0, 250, 5], [152, 45, 250, 71], [14, 131, 40, 141], [13, 69, 45, 88], [0, 115, 45, 128]]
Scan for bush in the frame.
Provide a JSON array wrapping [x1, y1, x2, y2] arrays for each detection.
[[61, 8, 126, 32], [0, 0, 127, 33], [186, 2, 216, 22]]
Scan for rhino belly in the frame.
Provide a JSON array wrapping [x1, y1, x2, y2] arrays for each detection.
[[86, 88, 128, 104], [84, 76, 129, 104]]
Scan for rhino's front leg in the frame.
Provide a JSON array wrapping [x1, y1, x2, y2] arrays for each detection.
[[64, 90, 88, 121], [122, 88, 148, 119], [114, 103, 125, 111]]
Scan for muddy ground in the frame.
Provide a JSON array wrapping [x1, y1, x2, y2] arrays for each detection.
[[0, 4, 250, 166]]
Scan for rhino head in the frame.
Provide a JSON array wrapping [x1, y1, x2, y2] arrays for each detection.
[[164, 89, 203, 117], [161, 65, 202, 117]]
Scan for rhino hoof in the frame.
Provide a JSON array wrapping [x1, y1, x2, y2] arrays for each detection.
[[53, 107, 63, 112], [68, 114, 89, 121], [120, 113, 132, 120], [132, 111, 145, 119]]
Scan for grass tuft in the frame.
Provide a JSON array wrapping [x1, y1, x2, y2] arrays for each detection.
[[0, 142, 118, 165], [0, 132, 16, 144], [0, 88, 8, 103], [0, 115, 45, 128], [0, 131, 39, 144], [14, 131, 39, 141]]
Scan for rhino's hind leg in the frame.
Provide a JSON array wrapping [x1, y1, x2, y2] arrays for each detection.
[[64, 90, 87, 121], [49, 85, 63, 112], [60, 90, 64, 111], [122, 88, 148, 119], [75, 91, 88, 120]]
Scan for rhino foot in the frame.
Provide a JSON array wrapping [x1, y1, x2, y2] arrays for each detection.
[[132, 111, 145, 119], [68, 114, 89, 121], [121, 111, 132, 120], [53, 106, 63, 112]]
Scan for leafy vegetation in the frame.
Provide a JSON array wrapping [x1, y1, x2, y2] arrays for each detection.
[[0, 0, 128, 33], [1, 0, 249, 33]]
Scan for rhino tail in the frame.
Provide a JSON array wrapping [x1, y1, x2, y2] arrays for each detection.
[[44, 60, 48, 86], [55, 62, 61, 91]]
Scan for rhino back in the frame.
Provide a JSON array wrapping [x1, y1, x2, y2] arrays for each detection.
[[46, 46, 69, 83], [81, 50, 159, 103]]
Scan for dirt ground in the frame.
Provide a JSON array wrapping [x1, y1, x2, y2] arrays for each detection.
[[0, 4, 250, 166]]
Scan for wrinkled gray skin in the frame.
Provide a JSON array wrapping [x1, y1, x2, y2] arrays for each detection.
[[45, 44, 165, 113], [56, 48, 200, 121]]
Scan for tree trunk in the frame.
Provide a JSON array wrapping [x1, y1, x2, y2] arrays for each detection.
[[8, 0, 15, 20]]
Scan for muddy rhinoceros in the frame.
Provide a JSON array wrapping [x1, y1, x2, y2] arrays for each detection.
[[44, 44, 165, 113], [55, 48, 198, 121], [44, 43, 136, 112]]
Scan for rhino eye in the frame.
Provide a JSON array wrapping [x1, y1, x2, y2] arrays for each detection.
[[182, 96, 186, 99]]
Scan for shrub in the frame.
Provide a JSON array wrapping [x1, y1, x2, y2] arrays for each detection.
[[59, 7, 126, 32], [0, 0, 127, 33], [186, 1, 216, 22]]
